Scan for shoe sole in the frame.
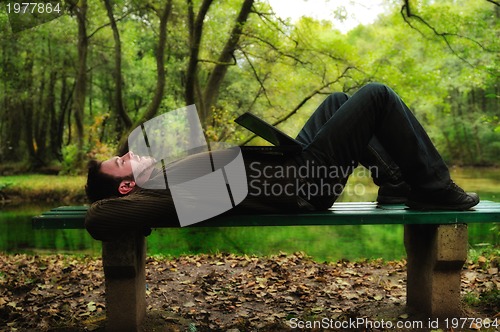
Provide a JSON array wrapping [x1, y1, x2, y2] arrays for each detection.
[[377, 195, 407, 204], [406, 198, 480, 211]]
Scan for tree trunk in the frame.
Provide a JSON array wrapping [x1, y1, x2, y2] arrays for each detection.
[[0, 36, 24, 162], [22, 53, 38, 169], [104, 0, 132, 130], [35, 70, 48, 164], [71, 0, 88, 168], [201, 0, 254, 124], [185, 0, 214, 108], [44, 70, 58, 162], [117, 0, 173, 155], [56, 75, 74, 160]]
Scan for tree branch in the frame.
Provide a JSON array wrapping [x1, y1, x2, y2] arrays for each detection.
[[240, 49, 272, 106], [272, 66, 353, 127], [401, 0, 496, 68], [241, 31, 308, 65], [238, 66, 354, 146], [87, 10, 133, 40]]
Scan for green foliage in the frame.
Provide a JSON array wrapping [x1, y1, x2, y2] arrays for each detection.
[[0, 181, 12, 191], [464, 246, 500, 312], [60, 144, 82, 175], [479, 288, 500, 309], [463, 292, 482, 306]]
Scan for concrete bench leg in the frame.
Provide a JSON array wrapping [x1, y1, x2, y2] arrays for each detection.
[[404, 224, 468, 318], [102, 233, 146, 331]]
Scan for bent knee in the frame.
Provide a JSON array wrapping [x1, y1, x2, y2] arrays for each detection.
[[358, 82, 394, 101], [364, 82, 389, 92], [327, 92, 349, 103]]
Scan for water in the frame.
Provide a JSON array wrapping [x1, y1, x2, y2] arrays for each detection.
[[0, 204, 101, 254], [1, 168, 499, 261]]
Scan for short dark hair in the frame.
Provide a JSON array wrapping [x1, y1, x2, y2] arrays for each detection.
[[85, 159, 126, 202]]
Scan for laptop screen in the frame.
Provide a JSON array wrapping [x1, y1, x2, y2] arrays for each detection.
[[234, 112, 301, 147]]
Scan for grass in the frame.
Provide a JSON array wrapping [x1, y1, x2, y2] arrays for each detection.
[[463, 246, 500, 314], [0, 174, 86, 202], [468, 246, 500, 265], [0, 174, 86, 192], [463, 281, 499, 314]]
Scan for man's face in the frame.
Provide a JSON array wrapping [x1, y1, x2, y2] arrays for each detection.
[[100, 151, 155, 179]]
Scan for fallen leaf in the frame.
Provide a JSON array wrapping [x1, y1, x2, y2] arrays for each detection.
[[87, 302, 96, 312], [183, 301, 195, 308]]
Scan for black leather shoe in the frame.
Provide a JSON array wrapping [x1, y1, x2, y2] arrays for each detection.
[[406, 181, 480, 210], [377, 181, 410, 204]]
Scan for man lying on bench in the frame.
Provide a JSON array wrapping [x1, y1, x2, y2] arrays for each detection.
[[84, 83, 479, 241]]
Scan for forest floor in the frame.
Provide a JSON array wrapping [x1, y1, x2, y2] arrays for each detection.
[[1, 252, 499, 332]]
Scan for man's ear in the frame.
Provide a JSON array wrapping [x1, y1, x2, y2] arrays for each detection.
[[118, 180, 136, 195]]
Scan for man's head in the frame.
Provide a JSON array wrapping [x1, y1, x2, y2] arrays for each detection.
[[85, 151, 155, 202]]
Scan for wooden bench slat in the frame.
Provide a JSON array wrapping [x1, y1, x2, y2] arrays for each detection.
[[32, 214, 89, 229], [32, 201, 500, 229], [50, 206, 89, 211]]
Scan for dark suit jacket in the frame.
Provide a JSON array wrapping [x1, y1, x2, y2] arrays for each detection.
[[85, 148, 340, 241]]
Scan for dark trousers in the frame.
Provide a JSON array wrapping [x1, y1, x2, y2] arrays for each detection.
[[295, 83, 450, 192]]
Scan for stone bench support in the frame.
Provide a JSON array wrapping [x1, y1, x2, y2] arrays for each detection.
[[102, 233, 146, 332], [404, 224, 468, 318]]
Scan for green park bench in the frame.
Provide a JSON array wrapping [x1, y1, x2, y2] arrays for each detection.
[[33, 201, 500, 331]]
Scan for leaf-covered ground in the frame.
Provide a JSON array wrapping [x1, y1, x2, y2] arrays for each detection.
[[0, 252, 498, 331]]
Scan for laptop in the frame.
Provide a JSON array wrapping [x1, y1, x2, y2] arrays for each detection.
[[234, 112, 303, 153]]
